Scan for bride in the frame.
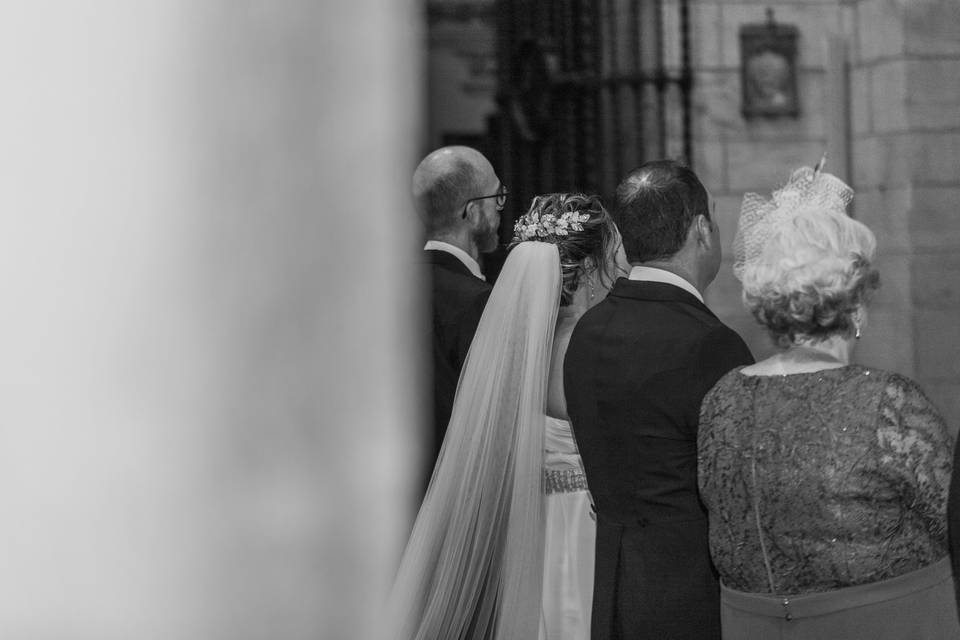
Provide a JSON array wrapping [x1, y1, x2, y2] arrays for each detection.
[[390, 193, 629, 640]]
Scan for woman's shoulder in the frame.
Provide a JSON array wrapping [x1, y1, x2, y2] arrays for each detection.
[[838, 366, 949, 435], [840, 365, 929, 403], [866, 367, 927, 396], [799, 364, 929, 407], [706, 364, 890, 410], [867, 368, 943, 419]]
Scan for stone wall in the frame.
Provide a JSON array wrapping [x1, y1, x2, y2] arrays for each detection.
[[692, 0, 855, 357], [423, 0, 960, 432], [693, 0, 960, 432], [849, 0, 960, 430]]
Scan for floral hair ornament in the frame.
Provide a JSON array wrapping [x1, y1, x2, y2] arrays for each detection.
[[513, 193, 600, 242], [732, 153, 854, 281]]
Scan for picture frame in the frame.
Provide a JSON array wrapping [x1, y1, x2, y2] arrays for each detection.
[[740, 10, 800, 119]]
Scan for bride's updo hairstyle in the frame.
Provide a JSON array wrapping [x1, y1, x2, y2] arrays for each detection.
[[512, 193, 618, 306], [734, 165, 880, 347]]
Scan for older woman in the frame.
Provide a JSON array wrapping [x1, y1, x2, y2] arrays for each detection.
[[697, 165, 959, 638]]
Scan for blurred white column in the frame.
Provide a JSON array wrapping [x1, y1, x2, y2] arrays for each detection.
[[0, 2, 421, 638]]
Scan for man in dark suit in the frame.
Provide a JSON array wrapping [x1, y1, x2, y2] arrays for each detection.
[[564, 160, 753, 639], [412, 146, 505, 486]]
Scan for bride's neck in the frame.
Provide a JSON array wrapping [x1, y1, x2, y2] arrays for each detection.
[[563, 274, 603, 319], [556, 290, 591, 338]]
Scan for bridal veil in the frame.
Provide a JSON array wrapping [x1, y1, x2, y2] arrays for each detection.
[[389, 241, 561, 640]]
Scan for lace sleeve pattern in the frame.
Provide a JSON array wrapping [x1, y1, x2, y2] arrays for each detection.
[[875, 373, 953, 547], [698, 366, 953, 595]]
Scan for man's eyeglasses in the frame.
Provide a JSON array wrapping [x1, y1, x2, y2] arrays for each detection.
[[462, 184, 508, 218]]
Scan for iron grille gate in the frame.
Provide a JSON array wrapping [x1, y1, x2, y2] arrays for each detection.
[[489, 0, 692, 245]]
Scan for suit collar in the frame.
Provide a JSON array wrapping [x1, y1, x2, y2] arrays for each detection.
[[423, 240, 485, 280], [628, 265, 703, 303], [608, 278, 717, 317], [423, 248, 484, 281]]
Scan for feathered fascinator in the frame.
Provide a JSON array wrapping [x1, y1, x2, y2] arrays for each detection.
[[732, 155, 854, 281]]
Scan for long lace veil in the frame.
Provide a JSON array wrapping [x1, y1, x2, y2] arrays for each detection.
[[389, 241, 561, 640]]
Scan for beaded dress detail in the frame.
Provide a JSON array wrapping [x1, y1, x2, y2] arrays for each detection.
[[698, 365, 953, 595], [540, 416, 594, 640], [545, 416, 590, 493]]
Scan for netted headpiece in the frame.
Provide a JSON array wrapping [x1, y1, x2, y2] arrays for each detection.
[[732, 157, 854, 281]]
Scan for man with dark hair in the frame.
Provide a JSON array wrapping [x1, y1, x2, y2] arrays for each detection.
[[413, 146, 505, 487], [564, 159, 754, 639]]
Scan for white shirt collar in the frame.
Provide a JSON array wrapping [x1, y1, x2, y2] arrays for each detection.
[[424, 240, 485, 281], [628, 265, 704, 304]]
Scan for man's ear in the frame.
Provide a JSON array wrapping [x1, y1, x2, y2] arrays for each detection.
[[692, 214, 713, 249], [462, 201, 478, 225]]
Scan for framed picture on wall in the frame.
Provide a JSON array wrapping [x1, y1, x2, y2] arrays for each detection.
[[740, 10, 799, 119]]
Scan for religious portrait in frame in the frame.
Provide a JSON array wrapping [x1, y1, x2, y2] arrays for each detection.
[[740, 11, 799, 118]]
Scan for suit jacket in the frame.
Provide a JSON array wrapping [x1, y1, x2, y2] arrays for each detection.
[[422, 249, 492, 486], [564, 278, 754, 640]]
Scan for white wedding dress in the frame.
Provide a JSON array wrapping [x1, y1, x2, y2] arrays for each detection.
[[540, 416, 595, 640], [389, 242, 595, 640]]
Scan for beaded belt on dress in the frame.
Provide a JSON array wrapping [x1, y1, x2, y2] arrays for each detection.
[[544, 468, 589, 494]]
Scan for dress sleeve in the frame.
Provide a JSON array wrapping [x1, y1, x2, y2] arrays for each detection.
[[878, 374, 954, 542]]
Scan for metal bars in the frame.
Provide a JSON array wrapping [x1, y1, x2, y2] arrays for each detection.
[[493, 0, 692, 219]]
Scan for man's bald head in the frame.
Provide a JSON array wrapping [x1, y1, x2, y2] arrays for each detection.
[[412, 146, 496, 236]]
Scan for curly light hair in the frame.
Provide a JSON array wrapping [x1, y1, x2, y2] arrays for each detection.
[[511, 193, 619, 306], [741, 206, 880, 347]]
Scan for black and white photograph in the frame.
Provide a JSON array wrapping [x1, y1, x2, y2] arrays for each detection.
[[3, 1, 960, 639]]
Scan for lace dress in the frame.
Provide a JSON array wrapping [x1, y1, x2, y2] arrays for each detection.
[[540, 416, 594, 640], [698, 365, 958, 638]]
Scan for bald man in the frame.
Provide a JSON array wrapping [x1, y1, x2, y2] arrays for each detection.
[[413, 146, 505, 485]]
